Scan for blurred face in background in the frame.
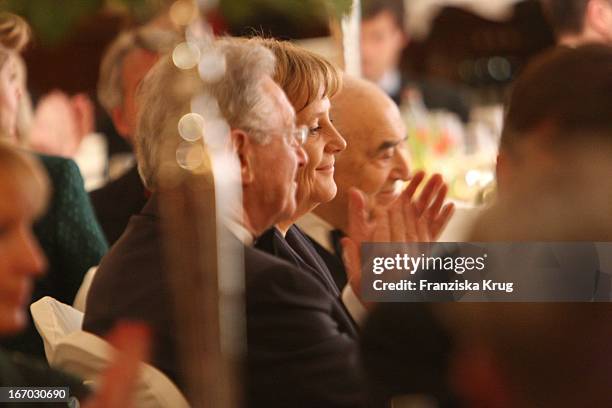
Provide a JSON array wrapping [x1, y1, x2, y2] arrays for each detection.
[[0, 55, 22, 139], [360, 10, 407, 82], [112, 48, 159, 143], [293, 93, 346, 217], [0, 165, 46, 335]]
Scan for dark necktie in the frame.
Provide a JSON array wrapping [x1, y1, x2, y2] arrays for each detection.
[[330, 229, 345, 258]]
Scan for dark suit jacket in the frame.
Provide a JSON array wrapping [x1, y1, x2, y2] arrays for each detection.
[[83, 196, 178, 383], [84, 196, 380, 408], [90, 165, 148, 246], [361, 303, 458, 408], [0, 348, 90, 407]]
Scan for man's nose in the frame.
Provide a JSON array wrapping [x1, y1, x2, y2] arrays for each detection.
[[15, 226, 47, 279], [390, 146, 410, 181]]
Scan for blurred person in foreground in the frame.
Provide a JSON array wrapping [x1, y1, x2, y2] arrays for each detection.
[[453, 44, 607, 300], [360, 43, 612, 408], [0, 141, 149, 408], [298, 76, 454, 295], [359, 0, 470, 121], [542, 0, 612, 46], [0, 12, 107, 358], [440, 48, 612, 408], [84, 37, 404, 407], [483, 44, 612, 245], [91, 26, 179, 246], [440, 303, 612, 408]]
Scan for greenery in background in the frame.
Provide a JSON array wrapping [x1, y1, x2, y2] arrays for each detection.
[[1, 0, 101, 46], [220, 0, 352, 21], [220, 0, 353, 37], [0, 0, 353, 46], [326, 0, 354, 18], [105, 0, 167, 22], [0, 0, 165, 46]]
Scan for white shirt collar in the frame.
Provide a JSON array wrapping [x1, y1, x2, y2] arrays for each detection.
[[378, 69, 402, 96], [224, 217, 254, 246], [295, 212, 335, 253]]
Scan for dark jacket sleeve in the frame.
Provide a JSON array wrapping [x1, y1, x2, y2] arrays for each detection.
[[246, 258, 381, 408], [89, 166, 147, 246], [361, 303, 457, 406]]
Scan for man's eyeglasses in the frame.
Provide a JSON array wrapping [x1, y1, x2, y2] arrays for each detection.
[[289, 125, 310, 146]]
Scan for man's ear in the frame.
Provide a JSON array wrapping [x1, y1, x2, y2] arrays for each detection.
[[111, 106, 131, 140], [587, 0, 612, 41], [231, 129, 254, 185]]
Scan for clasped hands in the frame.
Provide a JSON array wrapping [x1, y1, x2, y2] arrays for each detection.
[[341, 171, 455, 304]]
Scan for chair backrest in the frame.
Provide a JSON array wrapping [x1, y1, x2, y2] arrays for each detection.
[[30, 296, 84, 362], [53, 331, 190, 408]]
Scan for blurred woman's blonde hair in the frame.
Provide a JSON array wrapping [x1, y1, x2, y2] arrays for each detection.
[[0, 140, 49, 217], [0, 13, 32, 144], [252, 38, 342, 112], [0, 12, 31, 68]]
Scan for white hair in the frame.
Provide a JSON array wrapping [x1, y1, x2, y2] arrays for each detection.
[[135, 37, 277, 191]]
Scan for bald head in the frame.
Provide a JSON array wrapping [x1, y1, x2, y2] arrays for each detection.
[[331, 76, 403, 146], [314, 75, 410, 231]]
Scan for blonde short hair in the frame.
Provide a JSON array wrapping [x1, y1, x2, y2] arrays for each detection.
[[252, 37, 342, 112], [98, 26, 180, 114], [135, 37, 277, 191]]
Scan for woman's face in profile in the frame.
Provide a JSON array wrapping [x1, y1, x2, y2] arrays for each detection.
[[293, 95, 346, 216], [0, 171, 46, 335]]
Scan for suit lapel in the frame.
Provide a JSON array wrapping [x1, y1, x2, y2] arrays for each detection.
[[286, 226, 340, 297]]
